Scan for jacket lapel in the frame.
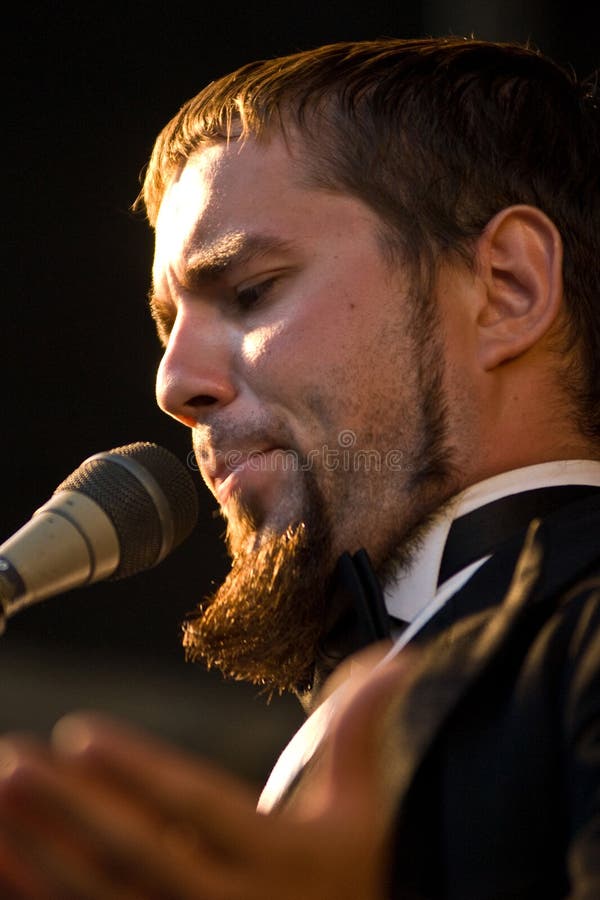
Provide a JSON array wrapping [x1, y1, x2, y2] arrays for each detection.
[[380, 491, 600, 806], [377, 519, 544, 804]]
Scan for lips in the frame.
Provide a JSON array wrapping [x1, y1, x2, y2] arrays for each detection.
[[201, 446, 280, 504], [213, 464, 247, 506]]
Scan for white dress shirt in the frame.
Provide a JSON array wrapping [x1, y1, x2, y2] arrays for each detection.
[[257, 460, 600, 813]]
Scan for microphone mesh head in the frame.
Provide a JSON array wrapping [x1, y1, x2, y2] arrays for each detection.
[[54, 442, 199, 579]]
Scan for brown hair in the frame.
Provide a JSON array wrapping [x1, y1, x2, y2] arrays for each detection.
[[139, 37, 600, 438]]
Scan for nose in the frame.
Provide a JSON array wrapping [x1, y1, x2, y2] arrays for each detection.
[[156, 306, 237, 427]]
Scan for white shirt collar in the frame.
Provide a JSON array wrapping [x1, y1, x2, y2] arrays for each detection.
[[384, 459, 600, 625]]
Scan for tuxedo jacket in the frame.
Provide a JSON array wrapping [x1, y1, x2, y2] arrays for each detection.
[[378, 491, 600, 899]]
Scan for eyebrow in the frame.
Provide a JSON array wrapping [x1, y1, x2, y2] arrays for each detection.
[[182, 232, 295, 288], [149, 232, 294, 315]]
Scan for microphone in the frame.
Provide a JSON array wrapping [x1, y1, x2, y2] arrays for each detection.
[[0, 442, 199, 633]]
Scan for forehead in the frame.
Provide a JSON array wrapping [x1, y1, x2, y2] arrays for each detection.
[[151, 134, 397, 304], [153, 137, 305, 272]]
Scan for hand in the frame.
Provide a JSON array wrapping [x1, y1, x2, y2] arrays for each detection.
[[0, 646, 414, 899]]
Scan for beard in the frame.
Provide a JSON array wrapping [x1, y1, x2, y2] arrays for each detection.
[[183, 281, 460, 696], [183, 469, 334, 696]]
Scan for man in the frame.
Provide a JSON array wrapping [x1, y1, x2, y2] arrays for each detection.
[[0, 36, 598, 898]]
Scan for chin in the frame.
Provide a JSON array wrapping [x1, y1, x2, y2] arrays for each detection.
[[223, 498, 301, 556]]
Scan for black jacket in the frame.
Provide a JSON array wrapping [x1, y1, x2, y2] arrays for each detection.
[[385, 492, 600, 899]]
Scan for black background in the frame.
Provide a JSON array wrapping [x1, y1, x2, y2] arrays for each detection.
[[4, 1, 598, 787]]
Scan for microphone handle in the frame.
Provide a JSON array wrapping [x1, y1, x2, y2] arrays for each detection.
[[0, 491, 120, 633]]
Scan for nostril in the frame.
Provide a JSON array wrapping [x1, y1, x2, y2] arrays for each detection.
[[189, 394, 219, 407]]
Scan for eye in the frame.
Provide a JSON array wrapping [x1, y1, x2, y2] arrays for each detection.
[[235, 277, 276, 311]]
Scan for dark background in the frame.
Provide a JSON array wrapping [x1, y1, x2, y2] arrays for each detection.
[[4, 1, 598, 788]]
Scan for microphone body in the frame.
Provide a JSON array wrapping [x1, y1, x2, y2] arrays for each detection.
[[0, 442, 198, 633]]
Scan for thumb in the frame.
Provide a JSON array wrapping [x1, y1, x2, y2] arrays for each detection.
[[324, 650, 416, 814]]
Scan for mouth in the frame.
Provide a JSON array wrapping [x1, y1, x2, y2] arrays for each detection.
[[204, 447, 285, 506]]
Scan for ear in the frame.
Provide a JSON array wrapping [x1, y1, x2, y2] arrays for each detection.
[[475, 205, 563, 370]]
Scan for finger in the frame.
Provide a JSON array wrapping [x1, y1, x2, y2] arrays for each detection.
[[51, 712, 263, 857], [289, 650, 418, 824], [318, 640, 395, 704], [0, 833, 57, 900], [51, 718, 362, 900], [328, 651, 416, 794], [0, 809, 148, 900], [0, 737, 217, 898]]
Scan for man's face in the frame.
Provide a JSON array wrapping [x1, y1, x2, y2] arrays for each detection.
[[152, 134, 460, 690], [154, 135, 455, 559]]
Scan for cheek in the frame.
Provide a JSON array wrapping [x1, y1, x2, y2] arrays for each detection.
[[238, 315, 346, 440], [241, 326, 281, 365], [240, 322, 313, 404], [248, 306, 386, 413], [240, 313, 347, 389], [240, 323, 312, 412]]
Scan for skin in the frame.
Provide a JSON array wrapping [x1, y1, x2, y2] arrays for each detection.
[[0, 134, 595, 897], [152, 135, 463, 564]]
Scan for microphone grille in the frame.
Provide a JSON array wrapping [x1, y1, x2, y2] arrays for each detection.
[[55, 442, 199, 579]]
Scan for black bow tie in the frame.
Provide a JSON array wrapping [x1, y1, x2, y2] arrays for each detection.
[[315, 548, 392, 677], [307, 484, 600, 704], [303, 547, 391, 707]]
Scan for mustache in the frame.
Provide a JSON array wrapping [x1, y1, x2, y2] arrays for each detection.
[[192, 415, 298, 467]]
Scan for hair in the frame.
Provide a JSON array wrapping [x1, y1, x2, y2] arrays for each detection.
[[138, 37, 600, 439]]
